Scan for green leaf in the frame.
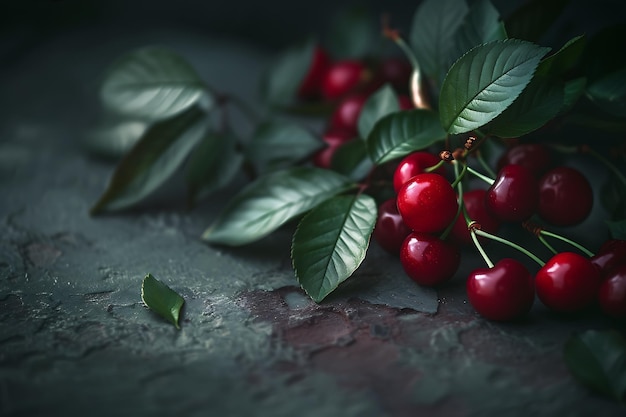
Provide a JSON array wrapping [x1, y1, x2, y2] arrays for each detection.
[[439, 39, 550, 134], [330, 139, 373, 181], [90, 107, 209, 214], [562, 77, 587, 113], [246, 121, 322, 174], [292, 194, 377, 302], [260, 39, 314, 107], [326, 7, 374, 58], [410, 0, 469, 84], [100, 47, 209, 119], [367, 110, 446, 165], [607, 220, 626, 240], [448, 0, 504, 66], [357, 84, 399, 140], [536, 35, 586, 77], [141, 273, 184, 329], [202, 167, 355, 246], [84, 119, 147, 160], [564, 330, 626, 401], [587, 67, 626, 118], [489, 21, 508, 42], [488, 77, 564, 138], [505, 0, 571, 42], [186, 130, 243, 206]]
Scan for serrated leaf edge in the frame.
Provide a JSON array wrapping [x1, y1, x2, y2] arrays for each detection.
[[291, 194, 376, 303], [441, 39, 551, 134]]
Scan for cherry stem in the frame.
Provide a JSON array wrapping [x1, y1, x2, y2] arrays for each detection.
[[466, 166, 495, 185], [439, 161, 464, 241], [538, 234, 558, 255], [474, 229, 546, 267], [425, 160, 445, 173], [471, 229, 494, 268], [450, 162, 468, 189], [539, 230, 594, 257], [475, 151, 497, 179], [387, 34, 421, 73]]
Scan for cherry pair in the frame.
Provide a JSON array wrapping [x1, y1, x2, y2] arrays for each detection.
[[373, 152, 462, 286], [466, 252, 601, 322], [489, 144, 593, 226]]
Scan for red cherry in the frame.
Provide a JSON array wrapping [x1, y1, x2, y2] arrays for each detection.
[[373, 199, 412, 255], [497, 144, 552, 177], [321, 60, 369, 100], [311, 144, 338, 169], [598, 265, 626, 319], [450, 189, 501, 245], [398, 95, 414, 110], [323, 128, 354, 145], [485, 164, 538, 222], [400, 232, 460, 286], [311, 129, 353, 169], [297, 46, 330, 99], [377, 57, 412, 92], [537, 166, 593, 226], [591, 239, 626, 275], [393, 152, 444, 193], [329, 93, 368, 137], [466, 258, 535, 321], [535, 252, 602, 313], [397, 173, 458, 234]]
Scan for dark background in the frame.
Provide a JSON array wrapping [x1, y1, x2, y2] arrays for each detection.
[[2, 0, 625, 59]]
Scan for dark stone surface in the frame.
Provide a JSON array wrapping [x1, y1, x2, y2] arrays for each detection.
[[1, 4, 625, 417]]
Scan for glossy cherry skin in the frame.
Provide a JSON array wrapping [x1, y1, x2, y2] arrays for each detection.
[[466, 258, 535, 321], [297, 46, 330, 99], [537, 166, 593, 226], [400, 233, 460, 286], [393, 152, 445, 193], [485, 164, 538, 222], [321, 60, 369, 100], [590, 239, 626, 275], [373, 199, 412, 255], [497, 144, 551, 177], [535, 252, 602, 313], [329, 93, 368, 137], [397, 173, 458, 234], [450, 189, 501, 245], [598, 264, 626, 319], [311, 129, 353, 169]]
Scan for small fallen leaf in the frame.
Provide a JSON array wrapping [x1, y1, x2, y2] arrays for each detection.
[[141, 274, 185, 329]]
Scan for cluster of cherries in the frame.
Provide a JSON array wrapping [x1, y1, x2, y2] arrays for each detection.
[[374, 144, 626, 321], [294, 46, 414, 168], [295, 45, 625, 322]]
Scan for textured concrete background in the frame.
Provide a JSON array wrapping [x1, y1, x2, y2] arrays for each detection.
[[1, 1, 625, 416]]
